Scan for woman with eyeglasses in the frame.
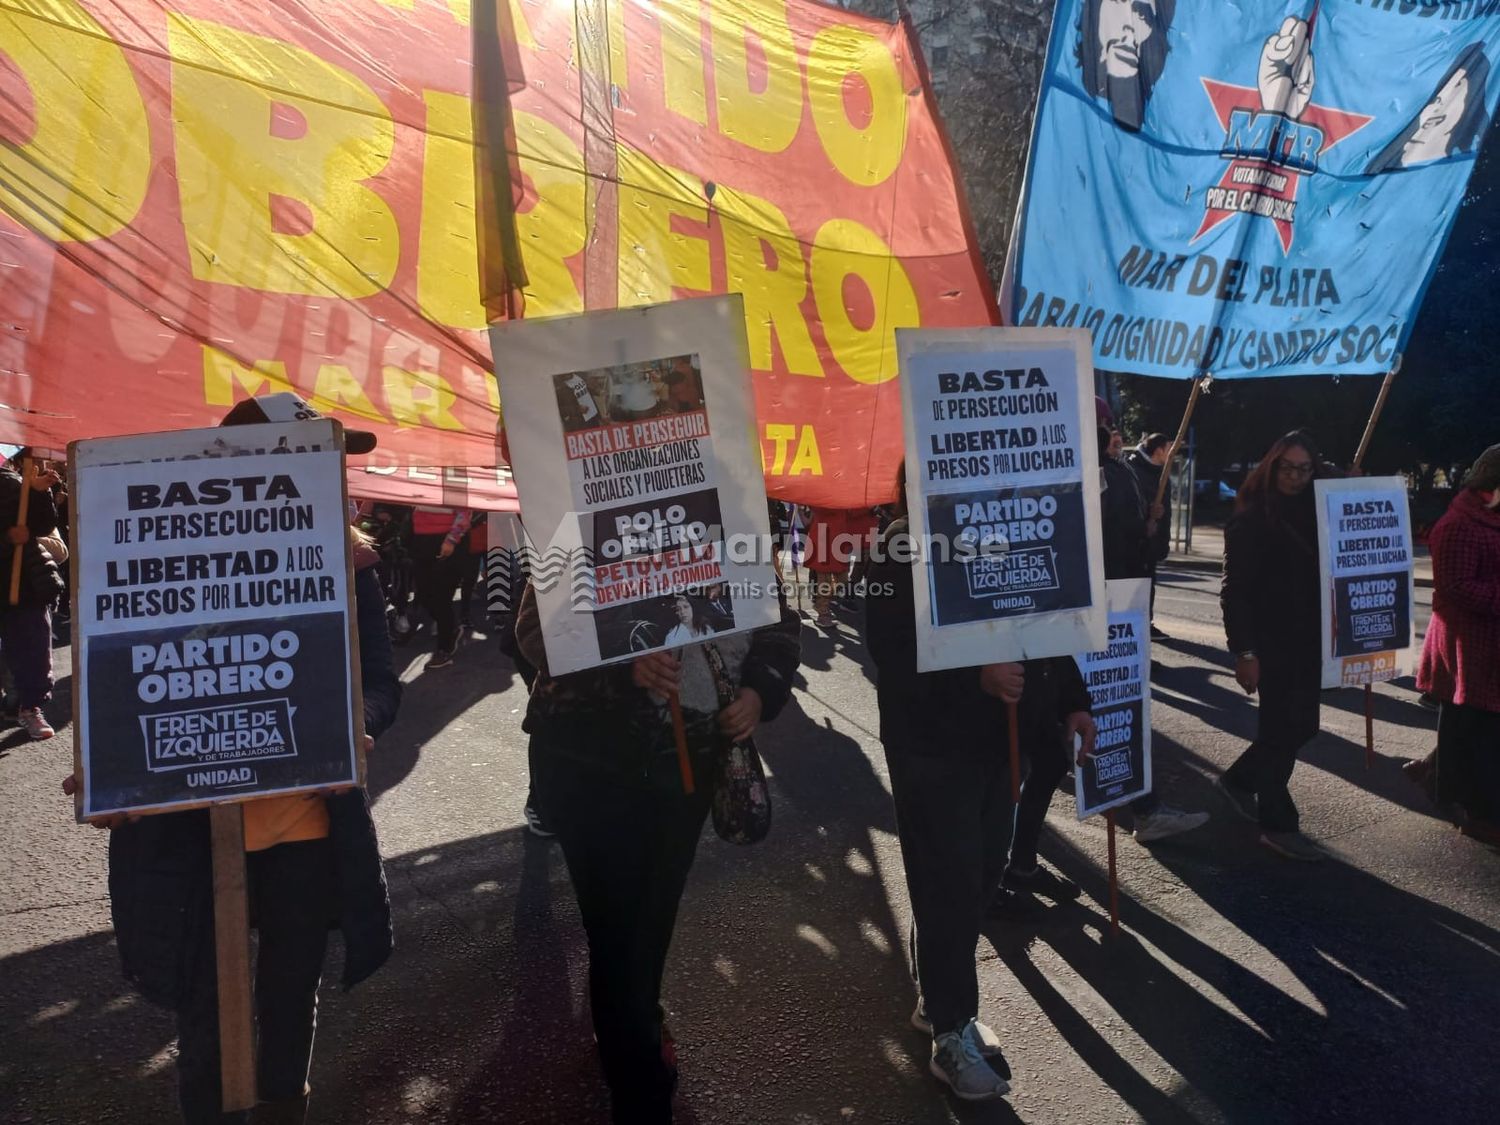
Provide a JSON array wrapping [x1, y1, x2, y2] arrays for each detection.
[[1217, 431, 1334, 861]]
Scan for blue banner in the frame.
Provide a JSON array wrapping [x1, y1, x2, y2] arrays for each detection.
[[1009, 1, 1500, 379]]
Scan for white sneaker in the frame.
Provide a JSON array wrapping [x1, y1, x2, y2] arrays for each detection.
[[1134, 805, 1210, 843], [911, 1002, 1003, 1057], [930, 1021, 1010, 1100], [18, 707, 54, 741]]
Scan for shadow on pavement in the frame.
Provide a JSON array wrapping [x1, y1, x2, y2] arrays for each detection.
[[3, 690, 1017, 1124], [997, 820, 1500, 1124]]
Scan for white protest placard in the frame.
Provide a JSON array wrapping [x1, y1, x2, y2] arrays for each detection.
[[70, 421, 362, 820], [490, 295, 777, 675], [896, 326, 1106, 671], [1315, 477, 1416, 689], [1074, 579, 1152, 819]]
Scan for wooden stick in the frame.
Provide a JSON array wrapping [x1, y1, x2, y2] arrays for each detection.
[[669, 691, 694, 795], [1351, 361, 1399, 770], [1352, 362, 1400, 472], [1153, 375, 1207, 509], [1105, 809, 1121, 939], [8, 456, 34, 607], [209, 804, 257, 1112], [1006, 700, 1021, 803]]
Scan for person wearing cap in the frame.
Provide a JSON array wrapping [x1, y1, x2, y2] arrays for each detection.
[[94, 394, 401, 1124], [1417, 442, 1500, 846]]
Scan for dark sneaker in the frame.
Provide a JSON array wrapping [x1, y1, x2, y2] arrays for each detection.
[[523, 804, 556, 839], [1416, 692, 1440, 712], [1259, 830, 1324, 862], [427, 649, 455, 669], [1150, 625, 1170, 641], [1216, 776, 1259, 824], [984, 886, 1041, 920], [930, 1022, 1010, 1100], [1003, 863, 1082, 901]]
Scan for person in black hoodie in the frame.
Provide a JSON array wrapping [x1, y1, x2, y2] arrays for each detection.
[[0, 452, 65, 739], [1218, 431, 1333, 862], [76, 396, 402, 1124], [865, 470, 1096, 1103]]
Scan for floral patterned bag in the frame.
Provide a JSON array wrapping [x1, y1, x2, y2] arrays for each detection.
[[701, 642, 772, 845]]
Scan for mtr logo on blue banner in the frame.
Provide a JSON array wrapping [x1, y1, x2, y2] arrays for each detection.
[[1011, 1, 1500, 378]]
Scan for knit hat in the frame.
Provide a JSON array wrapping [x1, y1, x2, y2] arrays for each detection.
[[1465, 443, 1500, 492]]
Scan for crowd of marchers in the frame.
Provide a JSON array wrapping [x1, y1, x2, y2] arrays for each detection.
[[7, 396, 1497, 1122]]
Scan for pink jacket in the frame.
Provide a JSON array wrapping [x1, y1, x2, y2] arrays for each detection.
[[1417, 489, 1500, 712]]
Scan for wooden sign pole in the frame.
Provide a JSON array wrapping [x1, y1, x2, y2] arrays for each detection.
[[1105, 809, 1121, 939], [209, 804, 257, 1112], [669, 692, 695, 795], [1351, 359, 1399, 771], [8, 456, 34, 607], [1152, 375, 1208, 510]]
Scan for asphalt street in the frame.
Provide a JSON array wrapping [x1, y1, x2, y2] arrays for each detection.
[[3, 559, 1498, 1124]]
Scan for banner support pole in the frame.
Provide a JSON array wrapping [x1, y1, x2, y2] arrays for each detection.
[[1352, 356, 1401, 474], [8, 456, 34, 607], [1351, 356, 1400, 771], [1153, 375, 1209, 510]]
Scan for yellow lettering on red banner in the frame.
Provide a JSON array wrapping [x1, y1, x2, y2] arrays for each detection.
[[419, 91, 487, 330], [709, 0, 800, 154], [617, 147, 709, 306], [763, 423, 795, 474], [169, 15, 398, 299], [382, 367, 465, 430], [0, 2, 150, 241], [202, 347, 292, 406], [717, 186, 820, 378], [810, 219, 917, 386], [513, 111, 587, 316], [310, 364, 387, 422], [807, 26, 907, 188], [788, 424, 821, 475], [660, 2, 708, 124]]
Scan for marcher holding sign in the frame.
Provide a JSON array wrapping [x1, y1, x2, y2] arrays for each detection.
[[495, 298, 801, 1124], [894, 326, 1106, 670], [1218, 432, 1337, 862], [1416, 444, 1500, 846], [71, 395, 402, 1124], [1316, 477, 1417, 689]]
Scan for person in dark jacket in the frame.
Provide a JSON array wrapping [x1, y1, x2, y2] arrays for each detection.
[[81, 396, 403, 1124], [1099, 430, 1209, 844], [866, 500, 1096, 1103], [1124, 432, 1173, 637], [516, 579, 799, 1124], [1099, 426, 1151, 581], [1218, 431, 1333, 862], [0, 453, 65, 739]]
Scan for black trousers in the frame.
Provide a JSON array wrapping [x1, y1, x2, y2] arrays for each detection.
[[1224, 664, 1321, 832], [1437, 702, 1500, 822], [409, 533, 462, 650], [536, 745, 712, 1124], [176, 839, 334, 1124], [1009, 738, 1069, 873], [885, 746, 1014, 1038]]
